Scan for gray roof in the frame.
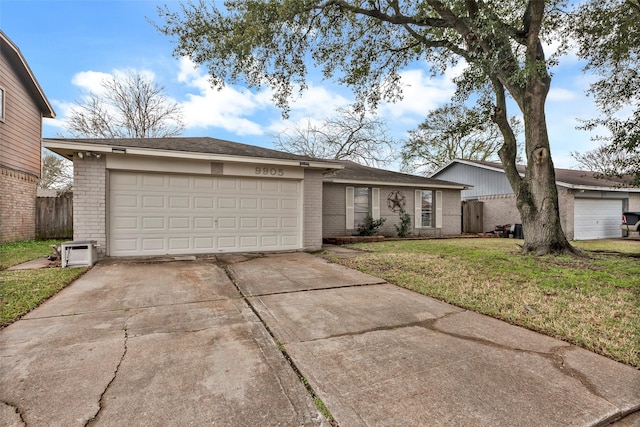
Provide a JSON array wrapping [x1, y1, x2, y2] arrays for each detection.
[[324, 160, 469, 189], [442, 159, 638, 190], [44, 137, 468, 188], [43, 137, 320, 162]]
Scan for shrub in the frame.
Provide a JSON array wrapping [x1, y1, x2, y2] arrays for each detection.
[[394, 206, 412, 237], [358, 215, 386, 236]]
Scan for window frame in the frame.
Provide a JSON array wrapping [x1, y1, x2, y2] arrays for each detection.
[[420, 190, 433, 228], [353, 186, 371, 229], [0, 86, 5, 122]]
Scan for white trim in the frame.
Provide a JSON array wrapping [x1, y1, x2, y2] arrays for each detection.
[[323, 178, 467, 190], [0, 31, 55, 118], [0, 86, 4, 122], [43, 140, 343, 171], [346, 186, 355, 230], [414, 189, 422, 229], [435, 190, 443, 229], [371, 188, 380, 220]]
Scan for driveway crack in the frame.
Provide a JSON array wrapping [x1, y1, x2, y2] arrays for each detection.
[[84, 328, 129, 426], [1, 399, 26, 426]]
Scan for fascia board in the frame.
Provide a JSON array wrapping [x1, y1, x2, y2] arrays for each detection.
[[43, 140, 344, 170], [323, 178, 470, 190]]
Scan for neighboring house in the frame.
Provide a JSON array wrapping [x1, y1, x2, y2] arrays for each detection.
[[43, 137, 467, 258], [432, 159, 640, 240], [0, 30, 55, 243]]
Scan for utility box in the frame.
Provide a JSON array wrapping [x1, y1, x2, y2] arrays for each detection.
[[61, 240, 97, 268]]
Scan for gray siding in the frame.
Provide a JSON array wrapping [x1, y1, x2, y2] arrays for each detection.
[[435, 163, 513, 199], [0, 49, 42, 177]]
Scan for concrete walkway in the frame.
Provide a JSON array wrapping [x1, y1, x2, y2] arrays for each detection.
[[1, 252, 639, 426]]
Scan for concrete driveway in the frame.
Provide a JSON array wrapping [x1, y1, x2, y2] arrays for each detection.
[[1, 252, 639, 426]]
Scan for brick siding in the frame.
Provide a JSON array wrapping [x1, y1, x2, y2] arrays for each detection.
[[478, 194, 522, 233], [73, 155, 106, 257], [303, 169, 323, 250], [322, 183, 462, 238], [0, 166, 37, 243]]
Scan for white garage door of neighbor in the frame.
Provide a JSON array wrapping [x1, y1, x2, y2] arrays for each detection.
[[109, 171, 303, 256], [573, 198, 623, 240]]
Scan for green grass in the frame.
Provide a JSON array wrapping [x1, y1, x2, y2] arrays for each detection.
[[1, 240, 86, 327], [0, 239, 62, 270], [332, 238, 640, 367]]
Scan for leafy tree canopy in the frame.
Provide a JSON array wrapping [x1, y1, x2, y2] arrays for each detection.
[[570, 0, 640, 185], [157, 0, 575, 255], [401, 102, 523, 175]]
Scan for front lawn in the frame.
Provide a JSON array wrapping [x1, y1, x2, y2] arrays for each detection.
[[0, 240, 86, 327], [332, 238, 640, 367]]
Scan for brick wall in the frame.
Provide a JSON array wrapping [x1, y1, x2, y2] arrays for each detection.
[[303, 169, 323, 250], [478, 193, 522, 232], [558, 187, 574, 240], [0, 166, 37, 243], [322, 183, 462, 238], [73, 154, 106, 257], [478, 188, 575, 237], [629, 193, 640, 211]]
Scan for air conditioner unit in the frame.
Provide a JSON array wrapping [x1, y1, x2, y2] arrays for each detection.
[[61, 240, 97, 268]]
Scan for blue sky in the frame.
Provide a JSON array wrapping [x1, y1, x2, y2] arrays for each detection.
[[1, 0, 602, 169]]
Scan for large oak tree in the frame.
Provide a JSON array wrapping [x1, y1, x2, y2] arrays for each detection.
[[571, 0, 640, 186], [158, 0, 575, 255]]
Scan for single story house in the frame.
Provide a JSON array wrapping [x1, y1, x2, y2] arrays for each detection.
[[44, 137, 468, 258], [431, 159, 640, 240]]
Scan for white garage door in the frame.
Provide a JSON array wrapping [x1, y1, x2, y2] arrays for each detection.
[[109, 171, 302, 256], [573, 198, 623, 240]]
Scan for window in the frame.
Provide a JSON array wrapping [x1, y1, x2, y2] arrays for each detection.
[[353, 187, 370, 229], [346, 187, 380, 230], [421, 190, 433, 227], [0, 87, 4, 121]]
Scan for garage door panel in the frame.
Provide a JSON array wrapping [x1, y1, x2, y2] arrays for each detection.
[[142, 175, 165, 187], [194, 197, 214, 209], [142, 195, 164, 208], [194, 237, 214, 249], [109, 172, 302, 256], [142, 217, 164, 230], [112, 194, 138, 208], [574, 199, 623, 240], [169, 196, 190, 209], [169, 238, 190, 250]]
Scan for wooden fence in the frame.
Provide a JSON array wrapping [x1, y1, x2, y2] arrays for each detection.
[[462, 200, 484, 233], [36, 194, 73, 240]]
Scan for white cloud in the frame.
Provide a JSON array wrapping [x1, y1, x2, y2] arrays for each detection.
[[70, 70, 112, 95], [377, 67, 459, 131], [176, 58, 271, 135], [548, 87, 577, 102]]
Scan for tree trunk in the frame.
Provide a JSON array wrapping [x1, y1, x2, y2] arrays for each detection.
[[503, 79, 576, 255]]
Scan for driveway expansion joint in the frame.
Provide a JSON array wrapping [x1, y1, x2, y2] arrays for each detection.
[[222, 265, 338, 426], [85, 328, 129, 427]]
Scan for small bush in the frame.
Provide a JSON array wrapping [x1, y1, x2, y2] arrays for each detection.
[[394, 206, 412, 238], [358, 215, 386, 236]]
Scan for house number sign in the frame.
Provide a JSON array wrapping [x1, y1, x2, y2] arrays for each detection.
[[255, 167, 285, 177]]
